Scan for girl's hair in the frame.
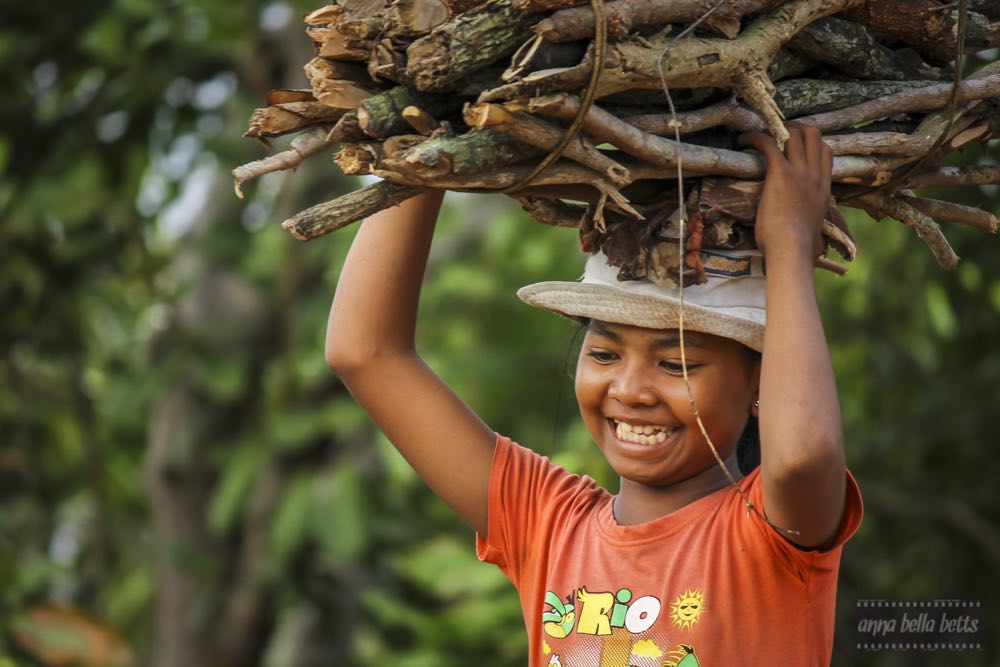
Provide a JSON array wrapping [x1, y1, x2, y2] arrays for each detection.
[[736, 415, 760, 475], [737, 348, 762, 475]]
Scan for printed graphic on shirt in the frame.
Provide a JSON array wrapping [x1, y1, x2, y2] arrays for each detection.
[[542, 591, 576, 638], [665, 644, 700, 667], [668, 588, 705, 631], [544, 587, 661, 638], [541, 585, 704, 666]]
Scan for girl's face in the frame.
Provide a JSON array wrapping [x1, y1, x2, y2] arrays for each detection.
[[575, 320, 759, 489]]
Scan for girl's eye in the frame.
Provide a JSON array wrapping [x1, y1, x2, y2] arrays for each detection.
[[585, 351, 617, 362], [661, 361, 698, 374]]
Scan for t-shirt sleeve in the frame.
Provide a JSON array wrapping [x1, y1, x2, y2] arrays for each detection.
[[475, 433, 596, 586], [739, 467, 863, 581]]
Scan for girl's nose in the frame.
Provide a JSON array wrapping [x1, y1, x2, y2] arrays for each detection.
[[607, 366, 659, 406]]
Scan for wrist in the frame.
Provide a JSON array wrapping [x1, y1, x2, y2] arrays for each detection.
[[763, 245, 817, 279]]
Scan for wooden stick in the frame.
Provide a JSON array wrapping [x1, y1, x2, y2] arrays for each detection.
[[325, 111, 367, 143], [899, 194, 999, 233], [400, 128, 542, 177], [405, 0, 534, 92], [372, 159, 651, 217], [534, 0, 779, 42], [786, 16, 928, 81], [523, 93, 905, 183], [795, 71, 1000, 132], [904, 165, 1000, 189], [282, 181, 424, 241], [243, 102, 345, 139], [401, 106, 440, 135], [619, 70, 1000, 137], [358, 86, 455, 138], [232, 126, 337, 198], [513, 196, 586, 227], [850, 192, 960, 269], [466, 103, 633, 188], [304, 58, 381, 109], [624, 97, 767, 136]]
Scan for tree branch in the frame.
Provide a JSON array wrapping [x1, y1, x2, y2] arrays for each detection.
[[848, 192, 960, 269], [465, 103, 632, 187], [232, 126, 338, 198], [904, 165, 1000, 189], [281, 180, 425, 241]]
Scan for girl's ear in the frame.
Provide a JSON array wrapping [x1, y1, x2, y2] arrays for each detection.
[[749, 352, 761, 417]]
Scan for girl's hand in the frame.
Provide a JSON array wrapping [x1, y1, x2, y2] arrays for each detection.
[[738, 121, 833, 263]]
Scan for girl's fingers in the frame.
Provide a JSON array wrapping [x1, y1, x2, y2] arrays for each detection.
[[783, 124, 806, 165], [738, 130, 785, 166], [821, 141, 833, 187], [787, 121, 825, 172]]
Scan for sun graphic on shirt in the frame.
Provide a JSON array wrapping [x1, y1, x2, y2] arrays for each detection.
[[669, 588, 705, 631]]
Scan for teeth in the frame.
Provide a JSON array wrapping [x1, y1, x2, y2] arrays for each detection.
[[614, 420, 675, 445]]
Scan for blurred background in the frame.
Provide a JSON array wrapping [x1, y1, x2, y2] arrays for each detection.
[[1, 1, 998, 665]]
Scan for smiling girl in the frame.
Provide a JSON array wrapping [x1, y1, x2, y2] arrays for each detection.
[[325, 122, 862, 666]]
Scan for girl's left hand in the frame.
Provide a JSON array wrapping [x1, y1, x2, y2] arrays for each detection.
[[738, 121, 833, 263]]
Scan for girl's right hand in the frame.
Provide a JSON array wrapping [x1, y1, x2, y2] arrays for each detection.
[[738, 121, 832, 265]]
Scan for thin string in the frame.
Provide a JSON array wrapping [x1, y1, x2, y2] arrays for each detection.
[[656, 6, 800, 537], [501, 0, 607, 193]]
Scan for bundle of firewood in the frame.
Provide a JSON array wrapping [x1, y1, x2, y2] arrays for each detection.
[[235, 0, 1000, 284]]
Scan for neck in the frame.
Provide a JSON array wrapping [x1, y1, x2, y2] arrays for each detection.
[[613, 454, 745, 526]]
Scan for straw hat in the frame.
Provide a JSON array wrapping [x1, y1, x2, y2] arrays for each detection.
[[518, 249, 767, 352]]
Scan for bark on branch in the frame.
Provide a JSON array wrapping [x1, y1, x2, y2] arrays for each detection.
[[282, 180, 425, 240]]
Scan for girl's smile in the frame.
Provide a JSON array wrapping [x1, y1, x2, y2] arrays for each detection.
[[611, 419, 679, 445]]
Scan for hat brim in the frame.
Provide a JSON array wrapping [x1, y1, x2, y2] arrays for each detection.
[[518, 281, 765, 353]]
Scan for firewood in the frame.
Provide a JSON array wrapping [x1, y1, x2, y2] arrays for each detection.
[[843, 1, 1000, 64], [465, 102, 632, 187], [357, 86, 455, 137], [402, 106, 441, 134], [244, 101, 345, 139], [786, 17, 939, 81], [282, 180, 423, 241], [399, 128, 543, 176], [534, 0, 780, 42], [405, 0, 535, 91], [391, 0, 483, 34], [305, 58, 383, 109], [234, 0, 1000, 277]]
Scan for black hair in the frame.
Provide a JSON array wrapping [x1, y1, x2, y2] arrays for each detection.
[[737, 347, 762, 474], [736, 415, 760, 475]]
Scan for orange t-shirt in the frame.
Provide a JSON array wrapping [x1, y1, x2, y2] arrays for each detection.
[[476, 434, 863, 667]]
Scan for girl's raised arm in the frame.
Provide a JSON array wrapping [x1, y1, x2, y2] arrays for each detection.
[[325, 190, 496, 535], [739, 123, 848, 550]]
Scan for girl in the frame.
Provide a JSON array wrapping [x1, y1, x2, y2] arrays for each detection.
[[326, 122, 862, 666]]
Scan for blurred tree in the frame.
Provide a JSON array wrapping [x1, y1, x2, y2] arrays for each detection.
[[0, 2, 997, 667]]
